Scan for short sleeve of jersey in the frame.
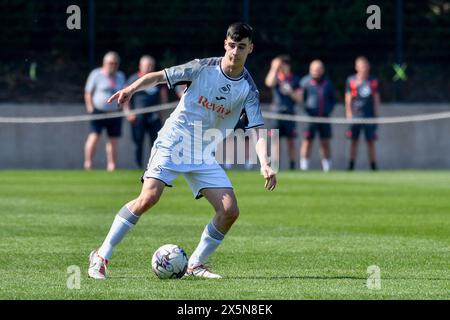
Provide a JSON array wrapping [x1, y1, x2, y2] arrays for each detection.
[[299, 76, 309, 100], [85, 69, 98, 93], [243, 89, 264, 129], [164, 59, 205, 89], [345, 76, 352, 93], [370, 77, 379, 93], [299, 76, 309, 89], [292, 75, 301, 90]]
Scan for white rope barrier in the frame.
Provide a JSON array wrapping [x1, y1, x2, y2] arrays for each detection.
[[0, 103, 177, 124], [0, 102, 450, 124], [262, 111, 450, 124]]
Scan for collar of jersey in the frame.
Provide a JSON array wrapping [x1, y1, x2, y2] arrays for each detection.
[[219, 58, 246, 81]]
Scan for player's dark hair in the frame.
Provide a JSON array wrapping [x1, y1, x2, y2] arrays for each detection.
[[226, 22, 253, 42]]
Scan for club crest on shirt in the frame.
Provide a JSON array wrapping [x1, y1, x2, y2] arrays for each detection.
[[219, 84, 231, 94], [359, 84, 372, 97]]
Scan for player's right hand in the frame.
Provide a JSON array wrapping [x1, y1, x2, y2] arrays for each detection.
[[107, 87, 134, 108]]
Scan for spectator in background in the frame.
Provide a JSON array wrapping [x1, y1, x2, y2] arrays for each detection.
[[265, 55, 302, 170], [84, 51, 126, 171], [345, 56, 381, 171], [299, 60, 335, 172], [125, 55, 168, 168]]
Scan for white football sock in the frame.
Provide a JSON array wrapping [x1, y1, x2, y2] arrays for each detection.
[[189, 221, 224, 267], [300, 158, 309, 171], [97, 205, 140, 261], [322, 159, 332, 172]]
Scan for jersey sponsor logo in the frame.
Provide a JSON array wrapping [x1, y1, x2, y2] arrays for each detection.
[[219, 84, 231, 94], [197, 96, 231, 118]]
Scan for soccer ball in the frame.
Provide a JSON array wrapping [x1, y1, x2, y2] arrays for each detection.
[[151, 244, 189, 279]]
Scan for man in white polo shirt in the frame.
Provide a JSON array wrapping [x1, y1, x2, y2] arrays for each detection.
[[84, 51, 126, 172]]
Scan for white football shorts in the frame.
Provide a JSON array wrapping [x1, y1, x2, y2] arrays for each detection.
[[142, 145, 233, 199]]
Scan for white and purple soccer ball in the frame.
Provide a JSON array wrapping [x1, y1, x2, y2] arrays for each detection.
[[151, 244, 188, 279]]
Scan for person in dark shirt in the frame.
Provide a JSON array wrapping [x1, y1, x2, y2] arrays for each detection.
[[265, 55, 302, 170], [125, 55, 168, 168], [345, 56, 381, 171], [299, 60, 335, 171]]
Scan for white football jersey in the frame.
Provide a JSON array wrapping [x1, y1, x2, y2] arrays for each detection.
[[157, 57, 264, 162]]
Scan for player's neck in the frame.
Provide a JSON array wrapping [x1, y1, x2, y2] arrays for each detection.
[[102, 68, 115, 77], [221, 58, 245, 79], [356, 73, 369, 81]]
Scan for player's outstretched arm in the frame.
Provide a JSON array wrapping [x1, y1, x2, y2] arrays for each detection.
[[107, 71, 167, 108], [255, 128, 277, 191]]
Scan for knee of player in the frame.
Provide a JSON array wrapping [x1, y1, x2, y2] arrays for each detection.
[[219, 204, 240, 221], [137, 190, 161, 211]]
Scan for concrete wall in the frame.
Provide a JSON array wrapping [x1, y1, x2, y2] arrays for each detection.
[[0, 103, 449, 170]]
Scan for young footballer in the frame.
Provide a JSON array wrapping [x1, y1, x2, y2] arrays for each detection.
[[88, 22, 277, 279]]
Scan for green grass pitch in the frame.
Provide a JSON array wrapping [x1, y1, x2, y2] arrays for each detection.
[[0, 170, 449, 299]]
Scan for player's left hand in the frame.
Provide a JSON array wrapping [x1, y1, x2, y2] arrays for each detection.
[[261, 165, 277, 191]]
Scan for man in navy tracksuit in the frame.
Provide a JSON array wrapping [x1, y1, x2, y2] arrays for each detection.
[[126, 55, 168, 168], [299, 60, 335, 171]]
